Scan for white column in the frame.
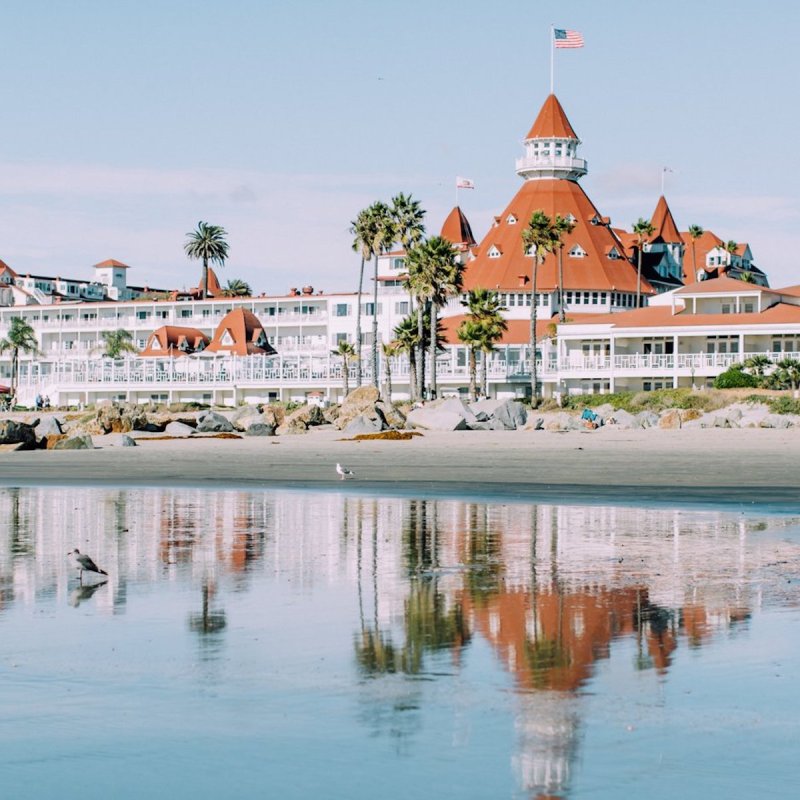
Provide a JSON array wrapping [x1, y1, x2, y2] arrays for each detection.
[[609, 336, 616, 393], [672, 335, 679, 388]]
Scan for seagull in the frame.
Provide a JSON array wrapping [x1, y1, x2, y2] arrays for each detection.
[[336, 463, 355, 481], [68, 548, 108, 582]]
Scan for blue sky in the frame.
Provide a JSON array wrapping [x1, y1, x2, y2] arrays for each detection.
[[1, 0, 799, 292]]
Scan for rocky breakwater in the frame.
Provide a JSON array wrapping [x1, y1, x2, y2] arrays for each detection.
[[331, 386, 407, 436], [405, 397, 528, 431]]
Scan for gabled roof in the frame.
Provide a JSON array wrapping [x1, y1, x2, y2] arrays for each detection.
[[675, 275, 772, 295], [440, 206, 476, 249], [525, 94, 579, 140], [0, 259, 18, 277], [648, 196, 682, 244], [93, 259, 129, 269], [205, 308, 276, 356], [139, 325, 209, 357], [679, 229, 725, 283], [462, 178, 652, 295]]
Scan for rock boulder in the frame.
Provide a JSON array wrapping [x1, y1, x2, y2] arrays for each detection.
[[196, 411, 235, 433], [0, 420, 37, 450], [406, 407, 469, 431], [53, 434, 94, 450]]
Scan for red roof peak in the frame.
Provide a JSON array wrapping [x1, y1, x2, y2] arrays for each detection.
[[93, 259, 129, 269], [648, 196, 682, 243], [0, 259, 18, 277], [525, 94, 579, 140], [440, 206, 476, 248]]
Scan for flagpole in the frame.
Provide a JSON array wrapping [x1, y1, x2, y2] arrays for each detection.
[[549, 24, 554, 94]]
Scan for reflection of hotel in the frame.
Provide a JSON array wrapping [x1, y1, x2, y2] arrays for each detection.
[[0, 488, 781, 797], [2, 94, 798, 405]]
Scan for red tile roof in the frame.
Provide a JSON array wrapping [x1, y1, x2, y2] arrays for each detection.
[[525, 94, 578, 140], [675, 275, 771, 295], [440, 206, 476, 248], [776, 284, 800, 298], [139, 325, 210, 357], [679, 229, 725, 283], [0, 259, 18, 277], [562, 302, 800, 329], [93, 259, 129, 269], [205, 308, 276, 356], [440, 314, 559, 345], [462, 178, 651, 295], [649, 196, 682, 243]]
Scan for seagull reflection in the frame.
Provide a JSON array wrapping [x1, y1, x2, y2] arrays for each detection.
[[69, 580, 108, 607]]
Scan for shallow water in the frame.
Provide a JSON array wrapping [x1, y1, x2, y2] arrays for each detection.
[[1, 488, 799, 799]]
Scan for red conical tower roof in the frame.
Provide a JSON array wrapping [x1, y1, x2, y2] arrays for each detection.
[[440, 206, 476, 249], [649, 195, 681, 243], [525, 94, 579, 140]]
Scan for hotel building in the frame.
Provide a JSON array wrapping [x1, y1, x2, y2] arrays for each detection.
[[0, 94, 795, 407]]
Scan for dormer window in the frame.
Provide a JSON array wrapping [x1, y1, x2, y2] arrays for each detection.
[[589, 215, 602, 226], [607, 247, 620, 260], [569, 244, 587, 258], [488, 245, 502, 259], [506, 214, 517, 225], [565, 213, 577, 224], [220, 329, 235, 346]]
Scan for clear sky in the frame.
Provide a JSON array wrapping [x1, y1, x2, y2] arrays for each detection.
[[1, 0, 799, 293]]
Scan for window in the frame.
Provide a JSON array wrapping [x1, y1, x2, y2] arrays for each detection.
[[392, 257, 405, 270], [508, 294, 516, 307], [506, 214, 517, 225], [395, 301, 409, 315], [64, 341, 73, 350], [202, 309, 211, 318], [569, 244, 587, 258], [600, 293, 607, 304], [157, 310, 168, 319], [362, 302, 381, 316], [583, 292, 590, 304], [592, 292, 598, 304], [744, 302, 754, 313], [334, 304, 349, 317], [180, 309, 192, 318], [488, 245, 502, 259], [137, 311, 149, 320], [566, 291, 573, 303], [335, 333, 348, 344], [721, 304, 731, 314]]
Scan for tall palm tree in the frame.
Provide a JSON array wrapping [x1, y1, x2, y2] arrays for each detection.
[[393, 313, 420, 402], [776, 357, 800, 391], [688, 224, 704, 280], [456, 319, 483, 401], [477, 321, 507, 398], [632, 217, 655, 308], [522, 210, 558, 405], [220, 278, 252, 297], [101, 329, 137, 358], [553, 214, 576, 322], [391, 193, 426, 325], [365, 202, 395, 392], [184, 221, 229, 299], [331, 340, 358, 398], [381, 341, 399, 400], [350, 207, 376, 387], [405, 242, 437, 399], [0, 317, 39, 397], [409, 236, 464, 397]]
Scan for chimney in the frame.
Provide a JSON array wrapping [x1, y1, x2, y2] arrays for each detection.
[[302, 285, 313, 295]]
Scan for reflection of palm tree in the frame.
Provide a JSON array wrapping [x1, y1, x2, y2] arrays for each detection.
[[188, 581, 227, 635]]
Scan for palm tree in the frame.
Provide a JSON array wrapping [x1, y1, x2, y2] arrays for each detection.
[[739, 271, 755, 284], [220, 278, 252, 297], [460, 289, 507, 399], [101, 329, 137, 358], [456, 319, 483, 401], [688, 224, 704, 280], [724, 239, 738, 270], [522, 210, 558, 405], [632, 217, 656, 308], [391, 192, 426, 321], [350, 207, 376, 387], [776, 357, 800, 391], [0, 317, 39, 397], [393, 313, 420, 402], [405, 242, 436, 400], [381, 341, 399, 400], [553, 214, 576, 322], [743, 354, 771, 379], [184, 221, 230, 299], [331, 340, 358, 398], [365, 202, 395, 392]]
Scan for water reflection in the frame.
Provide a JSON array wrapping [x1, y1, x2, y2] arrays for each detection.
[[0, 488, 798, 799]]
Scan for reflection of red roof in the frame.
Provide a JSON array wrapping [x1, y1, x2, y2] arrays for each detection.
[[140, 326, 209, 357], [440, 206, 476, 249], [463, 179, 649, 295], [93, 259, 129, 269], [525, 94, 578, 140], [649, 196, 682, 243], [205, 308, 276, 356]]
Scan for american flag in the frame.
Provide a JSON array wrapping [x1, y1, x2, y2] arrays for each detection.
[[554, 29, 584, 48]]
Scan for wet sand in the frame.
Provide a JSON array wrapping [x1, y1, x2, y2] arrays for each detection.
[[1, 427, 799, 509]]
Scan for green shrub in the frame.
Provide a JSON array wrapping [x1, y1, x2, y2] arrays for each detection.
[[713, 366, 759, 389], [766, 396, 800, 415]]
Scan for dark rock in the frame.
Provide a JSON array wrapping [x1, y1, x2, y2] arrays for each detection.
[[0, 420, 37, 450], [245, 423, 276, 436], [53, 434, 94, 450], [196, 411, 235, 433]]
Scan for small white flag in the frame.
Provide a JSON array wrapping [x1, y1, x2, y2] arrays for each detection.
[[456, 177, 475, 189]]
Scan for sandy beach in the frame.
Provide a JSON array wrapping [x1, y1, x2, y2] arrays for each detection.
[[1, 426, 798, 509]]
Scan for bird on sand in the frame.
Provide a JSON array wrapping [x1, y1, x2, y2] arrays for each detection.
[[68, 548, 108, 582], [336, 463, 355, 481]]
